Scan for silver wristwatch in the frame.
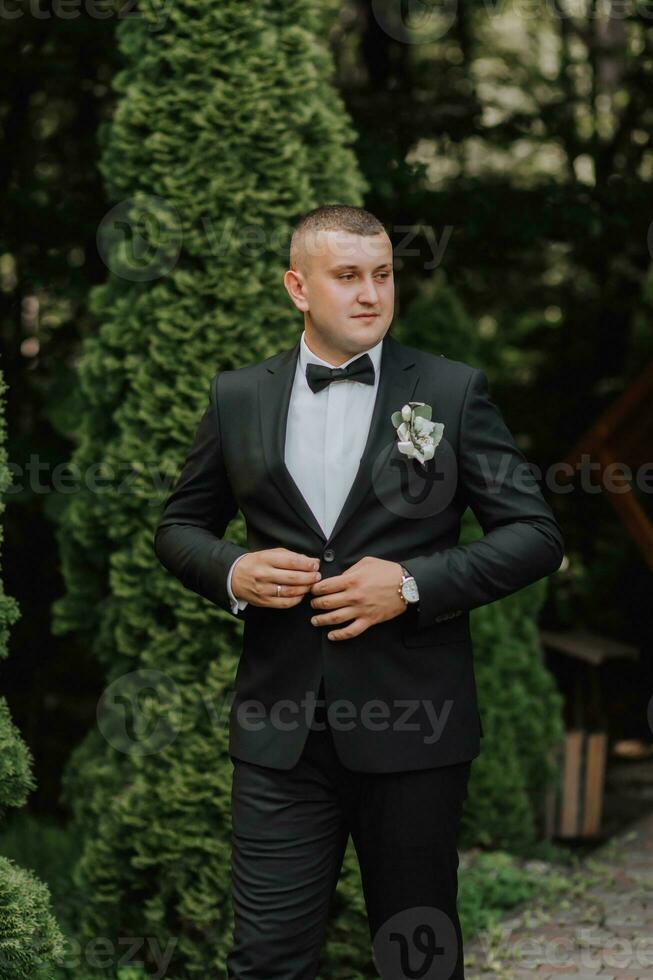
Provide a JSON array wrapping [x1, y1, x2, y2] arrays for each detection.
[[398, 565, 420, 605]]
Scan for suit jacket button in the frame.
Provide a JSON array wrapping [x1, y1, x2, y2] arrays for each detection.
[[323, 548, 335, 562]]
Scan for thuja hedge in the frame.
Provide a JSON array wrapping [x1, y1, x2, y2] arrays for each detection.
[[48, 0, 382, 975], [0, 371, 65, 979]]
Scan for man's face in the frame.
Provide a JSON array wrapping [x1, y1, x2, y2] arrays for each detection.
[[285, 229, 395, 358]]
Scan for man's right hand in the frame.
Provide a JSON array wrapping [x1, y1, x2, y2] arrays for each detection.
[[231, 548, 322, 609]]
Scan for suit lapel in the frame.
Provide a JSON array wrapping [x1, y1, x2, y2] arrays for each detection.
[[258, 332, 420, 545], [325, 335, 419, 544], [259, 336, 326, 540]]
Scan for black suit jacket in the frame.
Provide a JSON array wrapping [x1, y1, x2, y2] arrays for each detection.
[[154, 332, 564, 772]]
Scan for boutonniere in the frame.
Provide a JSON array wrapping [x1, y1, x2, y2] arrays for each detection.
[[391, 402, 444, 467]]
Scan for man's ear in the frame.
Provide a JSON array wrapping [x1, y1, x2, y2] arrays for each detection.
[[283, 268, 309, 313]]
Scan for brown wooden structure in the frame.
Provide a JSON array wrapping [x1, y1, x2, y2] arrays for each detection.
[[539, 630, 639, 839], [560, 359, 653, 569], [537, 365, 651, 838]]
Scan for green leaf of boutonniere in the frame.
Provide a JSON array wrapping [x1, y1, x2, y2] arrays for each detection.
[[411, 405, 432, 421]]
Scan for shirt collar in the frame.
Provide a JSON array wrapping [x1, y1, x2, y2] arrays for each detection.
[[299, 329, 383, 378]]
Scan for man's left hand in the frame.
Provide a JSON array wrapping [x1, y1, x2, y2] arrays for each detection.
[[309, 557, 408, 641]]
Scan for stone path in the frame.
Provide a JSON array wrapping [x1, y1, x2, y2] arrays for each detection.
[[464, 810, 653, 980]]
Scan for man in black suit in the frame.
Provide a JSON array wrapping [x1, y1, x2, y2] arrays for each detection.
[[154, 204, 564, 979]]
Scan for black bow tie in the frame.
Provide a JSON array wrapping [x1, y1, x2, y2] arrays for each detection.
[[305, 353, 375, 394]]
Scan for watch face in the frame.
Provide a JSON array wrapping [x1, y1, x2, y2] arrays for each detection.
[[402, 578, 419, 603]]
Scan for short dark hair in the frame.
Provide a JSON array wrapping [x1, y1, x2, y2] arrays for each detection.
[[290, 204, 387, 275]]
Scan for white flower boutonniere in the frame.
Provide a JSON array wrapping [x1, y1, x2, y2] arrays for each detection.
[[391, 402, 444, 467]]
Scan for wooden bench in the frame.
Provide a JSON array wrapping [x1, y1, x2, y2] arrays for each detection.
[[538, 629, 639, 839]]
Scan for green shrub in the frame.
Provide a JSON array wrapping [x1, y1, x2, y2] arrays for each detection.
[[50, 0, 372, 974], [0, 371, 65, 979]]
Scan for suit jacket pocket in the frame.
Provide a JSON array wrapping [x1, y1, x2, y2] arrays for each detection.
[[401, 613, 469, 647]]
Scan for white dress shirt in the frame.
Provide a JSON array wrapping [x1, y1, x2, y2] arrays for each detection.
[[226, 329, 384, 614]]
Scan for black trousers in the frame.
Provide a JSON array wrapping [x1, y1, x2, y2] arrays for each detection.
[[226, 678, 472, 980]]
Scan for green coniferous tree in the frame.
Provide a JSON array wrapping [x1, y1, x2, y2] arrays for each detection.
[[395, 274, 483, 364], [0, 371, 65, 979], [399, 278, 566, 853], [50, 1, 381, 976]]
